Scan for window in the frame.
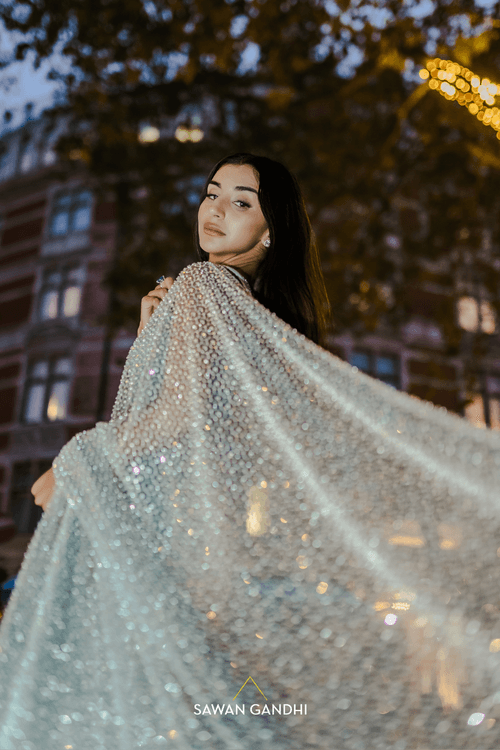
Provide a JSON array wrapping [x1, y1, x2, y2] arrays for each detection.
[[18, 135, 37, 173], [457, 296, 496, 334], [23, 357, 72, 423], [350, 350, 400, 388], [39, 266, 84, 320], [42, 120, 58, 166], [464, 392, 500, 430], [49, 189, 92, 236]]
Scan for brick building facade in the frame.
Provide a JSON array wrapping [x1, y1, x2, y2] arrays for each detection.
[[0, 114, 133, 533]]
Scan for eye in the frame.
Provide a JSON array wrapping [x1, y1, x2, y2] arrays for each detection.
[[206, 192, 218, 200], [235, 200, 250, 208]]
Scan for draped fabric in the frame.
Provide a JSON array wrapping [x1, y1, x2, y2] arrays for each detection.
[[1, 259, 500, 750]]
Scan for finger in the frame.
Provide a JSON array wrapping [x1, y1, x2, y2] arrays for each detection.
[[142, 296, 162, 308], [156, 277, 174, 290], [142, 293, 165, 307]]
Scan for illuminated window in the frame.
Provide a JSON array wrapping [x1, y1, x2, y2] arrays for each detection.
[[457, 296, 496, 334], [465, 392, 500, 430], [49, 189, 92, 236], [490, 398, 500, 429], [349, 351, 400, 388], [23, 357, 72, 423], [464, 393, 485, 428], [39, 266, 84, 320]]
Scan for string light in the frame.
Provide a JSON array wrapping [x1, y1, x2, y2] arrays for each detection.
[[420, 59, 500, 139], [174, 126, 204, 143]]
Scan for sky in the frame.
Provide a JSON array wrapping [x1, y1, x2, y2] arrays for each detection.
[[0, 17, 72, 132]]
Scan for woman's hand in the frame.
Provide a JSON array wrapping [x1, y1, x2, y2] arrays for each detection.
[[31, 468, 56, 512], [138, 276, 174, 336]]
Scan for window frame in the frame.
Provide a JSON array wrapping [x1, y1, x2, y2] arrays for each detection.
[[21, 356, 73, 425], [17, 134, 36, 174], [457, 294, 496, 335], [38, 264, 84, 322], [48, 188, 93, 238], [349, 349, 401, 389], [464, 387, 500, 430]]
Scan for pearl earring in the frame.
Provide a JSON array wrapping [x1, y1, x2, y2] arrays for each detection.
[[263, 238, 271, 248]]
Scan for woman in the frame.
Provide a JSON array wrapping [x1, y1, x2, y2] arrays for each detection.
[[3, 154, 500, 750], [31, 153, 330, 512]]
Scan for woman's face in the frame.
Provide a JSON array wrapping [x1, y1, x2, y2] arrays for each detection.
[[197, 163, 269, 274]]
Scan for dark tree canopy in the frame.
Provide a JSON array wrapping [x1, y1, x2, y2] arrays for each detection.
[[2, 0, 500, 397]]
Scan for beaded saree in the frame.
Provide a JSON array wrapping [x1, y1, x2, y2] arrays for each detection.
[[1, 260, 500, 750]]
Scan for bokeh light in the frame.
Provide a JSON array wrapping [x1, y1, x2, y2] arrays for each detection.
[[421, 59, 500, 139]]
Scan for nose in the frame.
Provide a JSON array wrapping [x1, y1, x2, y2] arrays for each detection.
[[208, 198, 225, 218], [209, 204, 222, 218]]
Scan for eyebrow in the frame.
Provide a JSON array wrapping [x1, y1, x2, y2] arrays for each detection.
[[209, 180, 258, 195]]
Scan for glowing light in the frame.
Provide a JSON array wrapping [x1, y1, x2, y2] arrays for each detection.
[[425, 60, 500, 134], [62, 286, 81, 317], [489, 639, 500, 652], [138, 126, 160, 143], [388, 535, 425, 547], [46, 382, 69, 421], [174, 126, 204, 143], [467, 712, 485, 726], [458, 296, 496, 333], [206, 611, 216, 620], [393, 589, 416, 601], [438, 523, 463, 550], [384, 613, 398, 625], [316, 582, 328, 594], [246, 486, 271, 536]]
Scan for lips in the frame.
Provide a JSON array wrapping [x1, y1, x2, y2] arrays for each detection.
[[204, 222, 225, 236]]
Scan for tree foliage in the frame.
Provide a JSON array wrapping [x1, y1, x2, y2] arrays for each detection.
[[2, 0, 500, 398]]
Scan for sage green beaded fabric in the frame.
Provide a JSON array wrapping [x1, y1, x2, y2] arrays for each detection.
[[2, 260, 500, 750]]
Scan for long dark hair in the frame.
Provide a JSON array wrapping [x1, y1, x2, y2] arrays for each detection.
[[194, 153, 331, 347]]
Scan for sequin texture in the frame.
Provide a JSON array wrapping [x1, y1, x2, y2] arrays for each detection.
[[1, 261, 500, 749]]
